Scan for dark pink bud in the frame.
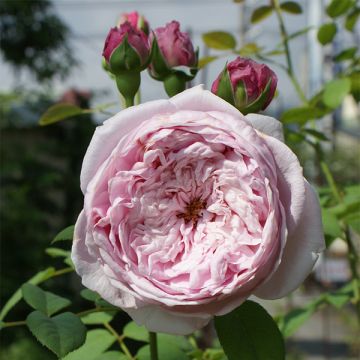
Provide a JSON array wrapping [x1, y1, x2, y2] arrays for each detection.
[[212, 57, 277, 112], [118, 11, 150, 36], [102, 23, 149, 66], [153, 21, 196, 68]]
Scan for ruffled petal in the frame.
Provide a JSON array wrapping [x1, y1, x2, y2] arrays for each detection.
[[246, 113, 284, 142], [263, 135, 305, 234], [71, 211, 138, 308], [80, 100, 175, 193], [254, 181, 325, 299]]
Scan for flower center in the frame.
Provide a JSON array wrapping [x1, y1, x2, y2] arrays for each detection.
[[177, 197, 206, 224]]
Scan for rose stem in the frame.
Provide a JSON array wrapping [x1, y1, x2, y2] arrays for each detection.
[[271, 0, 308, 104], [103, 322, 133, 359], [149, 332, 159, 360]]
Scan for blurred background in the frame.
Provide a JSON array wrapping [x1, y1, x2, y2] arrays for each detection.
[[0, 0, 359, 359]]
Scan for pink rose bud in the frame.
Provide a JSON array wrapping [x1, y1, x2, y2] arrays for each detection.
[[102, 23, 150, 74], [149, 21, 198, 96], [118, 11, 150, 36], [153, 21, 196, 68], [211, 57, 277, 115], [102, 23, 150, 105]]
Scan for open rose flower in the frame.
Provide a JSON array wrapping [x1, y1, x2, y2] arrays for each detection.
[[72, 86, 324, 335]]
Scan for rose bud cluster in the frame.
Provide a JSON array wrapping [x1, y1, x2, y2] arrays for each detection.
[[117, 11, 150, 36], [211, 57, 278, 114], [102, 22, 150, 106], [72, 86, 324, 335], [149, 21, 198, 96]]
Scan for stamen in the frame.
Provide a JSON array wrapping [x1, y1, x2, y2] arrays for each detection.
[[177, 197, 206, 224]]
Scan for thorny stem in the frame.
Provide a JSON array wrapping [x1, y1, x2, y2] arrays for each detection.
[[104, 322, 134, 360], [271, 0, 308, 104]]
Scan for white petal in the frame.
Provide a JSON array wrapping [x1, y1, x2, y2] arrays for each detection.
[[80, 100, 175, 193], [254, 181, 325, 299], [170, 84, 241, 117], [71, 211, 138, 308], [264, 135, 305, 234], [126, 306, 211, 335], [246, 113, 284, 142]]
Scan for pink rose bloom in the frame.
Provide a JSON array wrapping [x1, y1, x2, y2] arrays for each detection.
[[102, 23, 149, 65], [118, 11, 149, 36], [152, 21, 196, 68], [212, 57, 277, 111], [72, 86, 324, 335]]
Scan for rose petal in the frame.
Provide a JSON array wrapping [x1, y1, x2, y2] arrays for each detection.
[[254, 181, 325, 299], [71, 211, 138, 308], [246, 113, 284, 142], [263, 135, 305, 234], [171, 85, 241, 117], [126, 306, 211, 335], [80, 100, 175, 193]]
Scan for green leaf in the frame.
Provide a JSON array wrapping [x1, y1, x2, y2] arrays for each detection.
[[0, 267, 55, 321], [322, 78, 351, 108], [345, 8, 360, 31], [62, 329, 116, 360], [322, 209, 342, 238], [325, 289, 352, 309], [237, 43, 263, 56], [280, 2, 302, 14], [215, 300, 285, 360], [317, 23, 337, 45], [251, 6, 273, 24], [123, 321, 149, 342], [94, 352, 127, 360], [281, 106, 325, 125], [202, 31, 236, 50], [203, 348, 227, 360], [39, 104, 85, 126], [279, 306, 317, 337], [81, 311, 116, 325], [334, 47, 357, 62], [303, 128, 329, 141], [45, 247, 70, 258], [326, 0, 354, 18], [157, 334, 193, 352], [198, 56, 218, 69], [95, 298, 117, 309], [286, 26, 313, 41], [52, 225, 75, 244], [80, 289, 100, 302], [22, 283, 71, 316], [137, 343, 188, 360], [64, 257, 74, 268], [26, 311, 86, 358]]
